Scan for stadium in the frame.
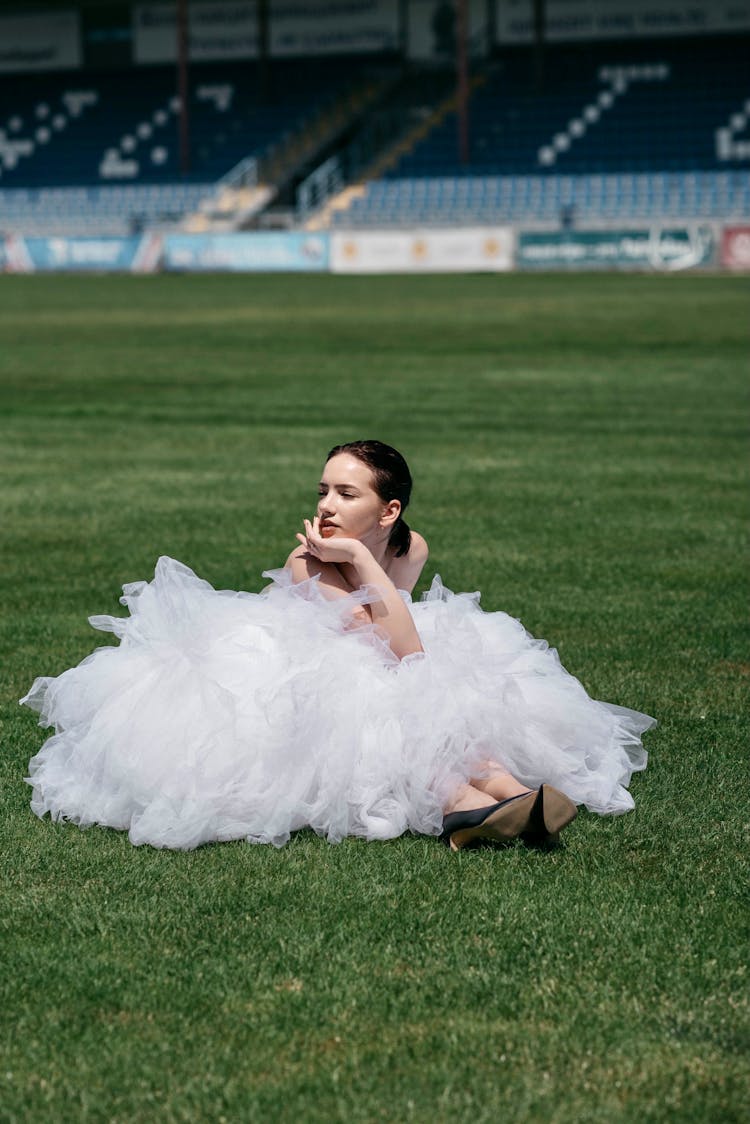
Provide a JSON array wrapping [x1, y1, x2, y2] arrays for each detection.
[[0, 0, 749, 268], [1, 2, 748, 1121]]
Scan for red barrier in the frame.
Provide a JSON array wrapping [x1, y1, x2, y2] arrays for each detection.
[[721, 226, 750, 271]]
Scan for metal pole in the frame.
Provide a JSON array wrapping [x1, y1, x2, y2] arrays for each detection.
[[258, 0, 270, 105], [456, 0, 469, 165], [398, 0, 408, 64], [177, 0, 190, 174], [533, 0, 546, 93]]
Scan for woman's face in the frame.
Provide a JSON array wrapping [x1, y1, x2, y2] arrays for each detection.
[[317, 454, 397, 543]]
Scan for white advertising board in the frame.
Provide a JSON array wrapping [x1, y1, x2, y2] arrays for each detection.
[[331, 228, 513, 273], [133, 1, 398, 64], [133, 0, 750, 62], [495, 0, 750, 42], [272, 0, 397, 57], [134, 3, 257, 62], [0, 10, 81, 73]]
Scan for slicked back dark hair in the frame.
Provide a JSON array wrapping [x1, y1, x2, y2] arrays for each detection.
[[326, 440, 413, 557]]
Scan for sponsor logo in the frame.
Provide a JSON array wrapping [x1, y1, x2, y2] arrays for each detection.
[[518, 227, 715, 270]]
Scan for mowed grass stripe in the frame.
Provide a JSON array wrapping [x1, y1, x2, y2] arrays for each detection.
[[1, 274, 747, 1123]]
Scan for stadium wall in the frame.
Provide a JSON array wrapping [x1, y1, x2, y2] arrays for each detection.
[[4, 221, 749, 272]]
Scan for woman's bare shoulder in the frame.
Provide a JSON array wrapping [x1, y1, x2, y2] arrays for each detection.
[[285, 544, 307, 569], [386, 530, 429, 593], [407, 531, 429, 562], [285, 544, 323, 580]]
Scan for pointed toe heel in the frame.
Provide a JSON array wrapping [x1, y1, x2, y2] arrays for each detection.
[[522, 784, 578, 845], [441, 790, 538, 852]]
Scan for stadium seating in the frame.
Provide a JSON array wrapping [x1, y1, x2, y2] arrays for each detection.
[[330, 170, 750, 227], [0, 57, 366, 189], [1, 35, 748, 235], [390, 36, 750, 179], [319, 34, 749, 228], [0, 183, 214, 236]]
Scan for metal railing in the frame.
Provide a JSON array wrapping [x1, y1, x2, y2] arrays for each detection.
[[296, 155, 344, 220], [215, 155, 259, 191]]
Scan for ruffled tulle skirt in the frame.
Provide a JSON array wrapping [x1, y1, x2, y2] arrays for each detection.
[[20, 557, 654, 849]]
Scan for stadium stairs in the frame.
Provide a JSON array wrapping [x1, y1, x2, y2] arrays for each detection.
[[305, 68, 489, 232], [186, 64, 404, 232]]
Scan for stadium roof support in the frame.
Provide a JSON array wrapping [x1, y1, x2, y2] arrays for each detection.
[[534, 0, 547, 92], [456, 0, 469, 164], [258, 0, 270, 105], [177, 0, 190, 173]]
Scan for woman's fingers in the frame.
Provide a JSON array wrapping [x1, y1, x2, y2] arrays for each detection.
[[298, 518, 322, 556]]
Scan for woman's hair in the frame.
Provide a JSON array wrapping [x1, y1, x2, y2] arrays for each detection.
[[326, 440, 413, 557]]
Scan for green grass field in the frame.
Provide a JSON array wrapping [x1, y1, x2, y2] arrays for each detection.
[[1, 273, 748, 1123]]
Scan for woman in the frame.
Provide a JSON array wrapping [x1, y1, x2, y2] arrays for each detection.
[[21, 441, 653, 851]]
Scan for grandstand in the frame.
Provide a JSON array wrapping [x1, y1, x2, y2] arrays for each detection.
[[392, 37, 750, 177], [0, 53, 393, 235], [325, 34, 750, 228], [0, 57, 381, 188], [0, 1, 748, 251]]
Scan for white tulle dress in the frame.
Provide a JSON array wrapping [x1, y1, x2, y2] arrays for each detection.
[[20, 556, 653, 850]]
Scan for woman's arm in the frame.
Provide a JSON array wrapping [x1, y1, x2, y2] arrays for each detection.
[[291, 519, 424, 660], [344, 541, 424, 659]]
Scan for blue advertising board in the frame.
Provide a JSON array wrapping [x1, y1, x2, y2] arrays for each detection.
[[20, 236, 155, 272], [162, 232, 329, 272], [0, 238, 6, 271]]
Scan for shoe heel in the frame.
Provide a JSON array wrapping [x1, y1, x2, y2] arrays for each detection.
[[542, 787, 577, 835], [522, 785, 577, 844]]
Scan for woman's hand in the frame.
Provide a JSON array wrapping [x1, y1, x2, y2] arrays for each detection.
[[296, 517, 364, 566], [295, 517, 423, 660]]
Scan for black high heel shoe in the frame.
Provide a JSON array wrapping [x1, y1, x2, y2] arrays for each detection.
[[520, 785, 578, 845], [441, 791, 538, 852]]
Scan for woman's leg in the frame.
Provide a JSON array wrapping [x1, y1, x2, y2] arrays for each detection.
[[444, 771, 531, 814], [445, 783, 499, 813], [470, 761, 531, 802]]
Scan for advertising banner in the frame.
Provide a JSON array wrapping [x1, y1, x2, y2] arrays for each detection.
[[495, 0, 750, 42], [331, 228, 513, 273], [162, 232, 329, 271], [8, 236, 161, 273], [271, 0, 398, 58], [720, 226, 750, 271], [0, 10, 81, 73], [517, 227, 716, 271], [3, 235, 33, 273], [134, 2, 257, 63], [134, 1, 397, 63]]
